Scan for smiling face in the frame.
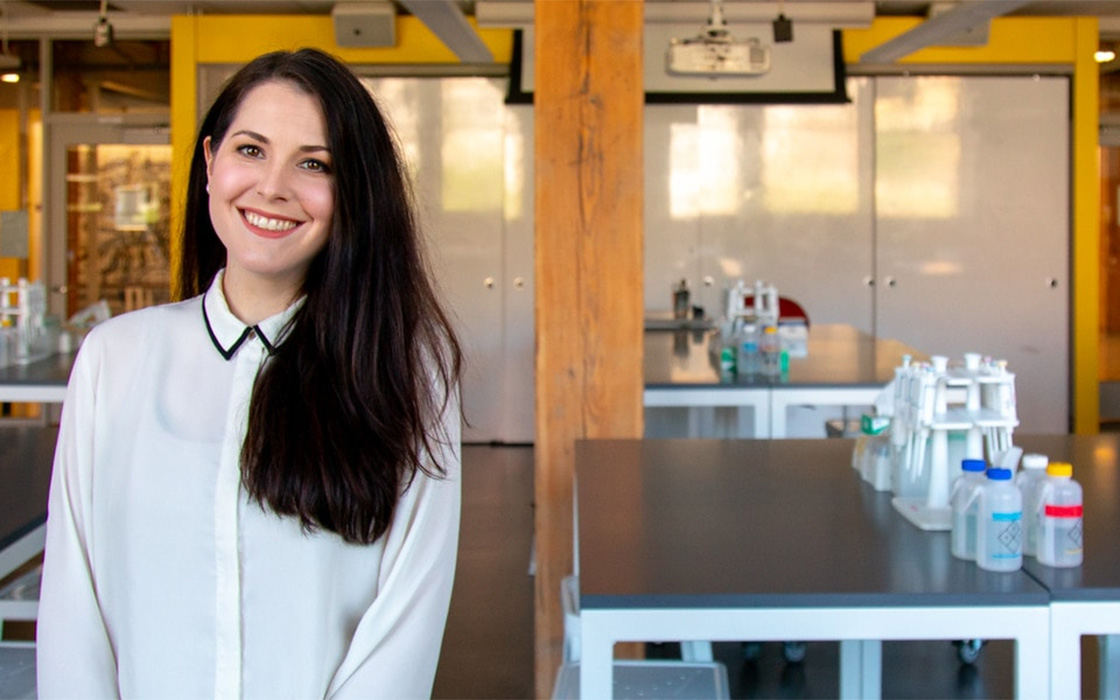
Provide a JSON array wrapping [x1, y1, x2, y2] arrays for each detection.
[[203, 79, 334, 319]]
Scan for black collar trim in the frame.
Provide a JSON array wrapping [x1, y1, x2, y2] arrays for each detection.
[[202, 298, 276, 361]]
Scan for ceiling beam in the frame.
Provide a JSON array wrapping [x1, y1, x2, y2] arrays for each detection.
[[477, 1, 875, 28], [859, 0, 1033, 63], [397, 0, 493, 63]]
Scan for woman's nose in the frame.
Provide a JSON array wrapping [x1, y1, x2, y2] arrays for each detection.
[[257, 163, 291, 199]]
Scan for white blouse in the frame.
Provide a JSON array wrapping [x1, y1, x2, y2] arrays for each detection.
[[37, 272, 462, 699]]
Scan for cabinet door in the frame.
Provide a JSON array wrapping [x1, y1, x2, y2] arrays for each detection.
[[370, 77, 508, 443], [874, 75, 1070, 433], [500, 104, 536, 444], [645, 104, 704, 312]]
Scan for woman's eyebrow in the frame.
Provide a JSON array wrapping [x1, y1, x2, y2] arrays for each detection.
[[230, 129, 329, 154]]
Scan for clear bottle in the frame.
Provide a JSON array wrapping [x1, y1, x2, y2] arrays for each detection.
[[951, 458, 988, 561], [976, 468, 1023, 572], [1015, 453, 1049, 557], [760, 323, 780, 377], [737, 321, 760, 377], [1036, 462, 1083, 568]]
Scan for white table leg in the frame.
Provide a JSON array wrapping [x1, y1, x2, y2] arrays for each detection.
[[579, 611, 614, 699], [839, 639, 881, 700], [1100, 635, 1120, 700], [680, 640, 714, 662]]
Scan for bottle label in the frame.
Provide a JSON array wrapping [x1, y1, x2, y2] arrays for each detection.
[[989, 511, 1022, 558], [1044, 505, 1083, 518]]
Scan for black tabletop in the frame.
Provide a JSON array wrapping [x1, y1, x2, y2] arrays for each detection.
[[0, 352, 75, 388], [1015, 433, 1120, 601], [576, 438, 1050, 610], [0, 426, 57, 552], [643, 324, 926, 389]]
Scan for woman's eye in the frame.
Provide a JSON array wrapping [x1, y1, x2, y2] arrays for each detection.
[[236, 144, 263, 158], [301, 159, 332, 174]]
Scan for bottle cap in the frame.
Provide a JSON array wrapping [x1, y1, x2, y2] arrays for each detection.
[[1021, 453, 1048, 470], [1046, 462, 1073, 478], [987, 468, 1012, 481], [961, 458, 987, 473]]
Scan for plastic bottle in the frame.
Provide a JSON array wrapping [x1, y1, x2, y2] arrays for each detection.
[[1036, 462, 1083, 568], [673, 279, 690, 320], [737, 321, 760, 377], [976, 468, 1023, 572], [950, 458, 988, 561], [760, 323, 780, 377], [1015, 453, 1049, 557]]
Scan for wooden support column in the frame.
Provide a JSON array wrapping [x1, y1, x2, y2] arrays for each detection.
[[534, 1, 644, 696]]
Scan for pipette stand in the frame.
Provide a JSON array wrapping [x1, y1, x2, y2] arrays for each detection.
[[0, 277, 50, 368], [891, 354, 1019, 531]]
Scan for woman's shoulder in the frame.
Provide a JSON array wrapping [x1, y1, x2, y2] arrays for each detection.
[[78, 296, 202, 354]]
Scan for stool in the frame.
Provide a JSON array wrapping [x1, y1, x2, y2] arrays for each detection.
[[0, 642, 36, 700], [552, 660, 730, 700]]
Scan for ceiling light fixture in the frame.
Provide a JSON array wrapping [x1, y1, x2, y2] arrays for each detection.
[[94, 0, 113, 48], [1096, 49, 1117, 64]]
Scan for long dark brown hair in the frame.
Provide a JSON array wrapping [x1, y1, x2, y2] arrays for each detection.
[[178, 48, 462, 545]]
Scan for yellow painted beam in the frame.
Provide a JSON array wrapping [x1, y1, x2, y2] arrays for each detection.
[[183, 15, 511, 66], [1072, 17, 1101, 433], [845, 17, 1079, 64]]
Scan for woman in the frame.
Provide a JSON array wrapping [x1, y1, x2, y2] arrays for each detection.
[[37, 48, 463, 698]]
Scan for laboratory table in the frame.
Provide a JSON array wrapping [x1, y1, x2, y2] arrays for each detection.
[[575, 438, 1051, 699], [0, 352, 74, 403], [643, 324, 926, 438], [1014, 433, 1120, 698], [0, 427, 56, 581]]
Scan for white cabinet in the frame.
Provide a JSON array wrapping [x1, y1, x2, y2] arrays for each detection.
[[873, 75, 1069, 433], [368, 78, 534, 444], [645, 75, 1071, 434]]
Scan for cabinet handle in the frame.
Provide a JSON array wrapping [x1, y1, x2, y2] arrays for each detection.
[[702, 276, 714, 287], [483, 277, 495, 289], [513, 277, 525, 289], [862, 276, 874, 287], [885, 277, 897, 288], [1046, 277, 1059, 289]]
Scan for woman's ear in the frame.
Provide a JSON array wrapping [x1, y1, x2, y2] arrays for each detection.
[[203, 136, 214, 181]]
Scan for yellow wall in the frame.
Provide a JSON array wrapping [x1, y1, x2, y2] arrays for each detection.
[[167, 15, 1100, 432], [0, 109, 21, 280], [846, 17, 1100, 433]]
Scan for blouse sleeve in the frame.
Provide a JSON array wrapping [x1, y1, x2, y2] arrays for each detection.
[[326, 387, 462, 700], [36, 340, 121, 698]]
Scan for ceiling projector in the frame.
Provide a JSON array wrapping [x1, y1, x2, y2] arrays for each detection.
[[665, 0, 770, 77], [666, 34, 770, 76]]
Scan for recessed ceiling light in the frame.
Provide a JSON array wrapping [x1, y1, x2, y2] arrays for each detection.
[[1096, 49, 1117, 63]]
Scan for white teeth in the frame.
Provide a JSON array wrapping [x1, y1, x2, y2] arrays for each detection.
[[243, 211, 298, 232]]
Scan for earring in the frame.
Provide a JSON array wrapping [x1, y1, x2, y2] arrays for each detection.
[[206, 183, 210, 194]]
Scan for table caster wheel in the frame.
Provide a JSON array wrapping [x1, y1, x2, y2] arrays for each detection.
[[954, 638, 984, 665], [782, 641, 807, 664]]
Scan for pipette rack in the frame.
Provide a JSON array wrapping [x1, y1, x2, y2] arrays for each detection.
[[889, 353, 1019, 531], [0, 277, 50, 367], [725, 279, 779, 326]]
